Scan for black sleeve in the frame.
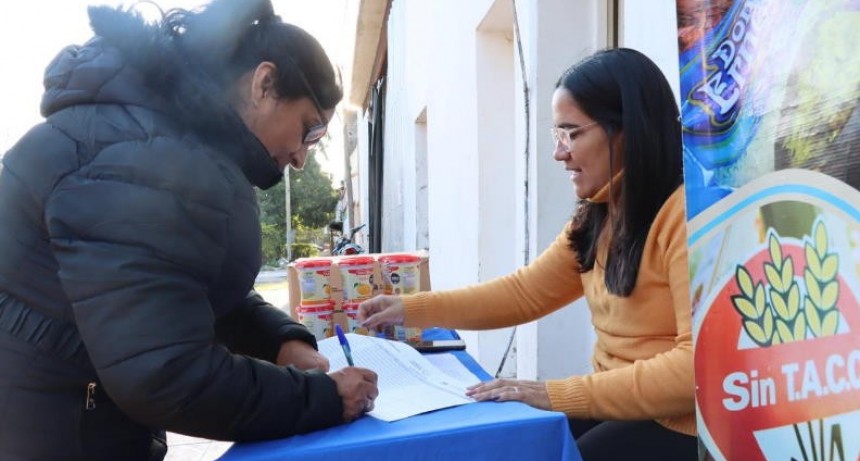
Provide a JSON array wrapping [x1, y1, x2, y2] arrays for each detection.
[[45, 151, 343, 441], [215, 290, 317, 363]]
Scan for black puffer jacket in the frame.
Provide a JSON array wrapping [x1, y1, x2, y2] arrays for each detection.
[[0, 36, 341, 460]]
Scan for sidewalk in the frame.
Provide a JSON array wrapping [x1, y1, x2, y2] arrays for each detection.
[[165, 277, 291, 460]]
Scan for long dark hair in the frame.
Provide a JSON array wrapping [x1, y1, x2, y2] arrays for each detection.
[[559, 48, 683, 296], [86, 0, 341, 141]]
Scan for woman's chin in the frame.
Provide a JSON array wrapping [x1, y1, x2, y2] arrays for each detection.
[[572, 185, 591, 201]]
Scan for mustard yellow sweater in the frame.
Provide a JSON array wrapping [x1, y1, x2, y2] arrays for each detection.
[[401, 185, 695, 436]]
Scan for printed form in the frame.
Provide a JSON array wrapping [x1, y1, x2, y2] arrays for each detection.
[[318, 333, 478, 421]]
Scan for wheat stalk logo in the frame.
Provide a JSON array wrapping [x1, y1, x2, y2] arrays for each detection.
[[731, 221, 841, 345], [804, 221, 840, 337], [767, 231, 806, 345], [729, 219, 846, 460], [732, 263, 775, 346]]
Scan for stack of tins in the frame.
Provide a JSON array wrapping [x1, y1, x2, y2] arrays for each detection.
[[294, 258, 334, 340], [337, 256, 376, 335], [378, 254, 423, 342]]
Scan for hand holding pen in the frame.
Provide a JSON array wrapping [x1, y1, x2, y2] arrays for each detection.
[[328, 324, 379, 421]]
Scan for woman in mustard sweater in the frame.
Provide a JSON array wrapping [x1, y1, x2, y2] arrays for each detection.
[[359, 48, 694, 460]]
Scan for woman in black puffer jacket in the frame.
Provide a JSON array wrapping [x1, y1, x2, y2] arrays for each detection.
[[0, 1, 377, 459]]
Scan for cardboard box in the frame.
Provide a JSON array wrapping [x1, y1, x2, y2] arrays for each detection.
[[287, 251, 431, 341]]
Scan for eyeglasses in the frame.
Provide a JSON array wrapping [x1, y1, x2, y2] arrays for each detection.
[[293, 64, 329, 146], [302, 122, 327, 147], [551, 122, 599, 153]]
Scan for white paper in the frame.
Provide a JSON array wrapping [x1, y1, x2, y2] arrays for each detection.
[[424, 353, 482, 386], [318, 334, 476, 421]]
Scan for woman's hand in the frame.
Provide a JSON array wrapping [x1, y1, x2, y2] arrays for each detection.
[[276, 340, 330, 372], [466, 379, 552, 411], [358, 295, 406, 329], [329, 367, 379, 422]]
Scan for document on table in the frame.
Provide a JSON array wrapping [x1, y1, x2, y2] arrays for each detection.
[[424, 353, 481, 386], [318, 333, 477, 421]]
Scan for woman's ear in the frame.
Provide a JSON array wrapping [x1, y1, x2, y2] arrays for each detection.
[[250, 61, 279, 107]]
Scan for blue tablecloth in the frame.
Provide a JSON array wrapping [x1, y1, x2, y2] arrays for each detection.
[[218, 329, 580, 461]]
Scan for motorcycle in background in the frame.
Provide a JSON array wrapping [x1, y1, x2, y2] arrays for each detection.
[[329, 222, 367, 255]]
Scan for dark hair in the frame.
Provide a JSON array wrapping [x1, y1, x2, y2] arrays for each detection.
[[176, 1, 342, 110], [558, 48, 683, 296], [87, 0, 341, 137]]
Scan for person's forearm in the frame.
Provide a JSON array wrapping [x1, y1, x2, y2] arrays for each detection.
[[403, 227, 584, 329], [545, 338, 694, 420], [215, 291, 317, 362]]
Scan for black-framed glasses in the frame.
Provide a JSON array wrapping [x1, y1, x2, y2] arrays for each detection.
[[302, 122, 327, 146], [293, 65, 328, 146], [551, 122, 599, 153]]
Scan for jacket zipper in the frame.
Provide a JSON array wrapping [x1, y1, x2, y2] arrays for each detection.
[[85, 382, 97, 410]]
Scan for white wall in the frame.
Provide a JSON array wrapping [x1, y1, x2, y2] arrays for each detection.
[[414, 110, 430, 250], [370, 0, 600, 376], [475, 0, 519, 375], [381, 0, 433, 253], [512, 0, 605, 381], [423, 0, 496, 365], [357, 110, 370, 241], [619, 0, 682, 103], [380, 1, 404, 252]]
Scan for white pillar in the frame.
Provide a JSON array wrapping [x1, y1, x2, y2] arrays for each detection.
[[514, 0, 606, 381]]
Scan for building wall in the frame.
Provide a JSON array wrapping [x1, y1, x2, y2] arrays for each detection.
[[620, 0, 682, 102], [509, 0, 603, 381], [474, 0, 519, 374], [357, 111, 370, 246], [356, 0, 681, 378]]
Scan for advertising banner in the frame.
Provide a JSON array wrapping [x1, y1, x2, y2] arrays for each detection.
[[677, 0, 860, 459]]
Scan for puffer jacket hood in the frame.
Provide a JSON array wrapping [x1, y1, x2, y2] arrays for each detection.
[[39, 6, 283, 190], [41, 40, 166, 117]]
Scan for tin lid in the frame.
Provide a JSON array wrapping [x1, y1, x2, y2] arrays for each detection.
[[378, 253, 421, 264], [295, 258, 333, 269], [297, 302, 335, 312], [338, 256, 375, 266]]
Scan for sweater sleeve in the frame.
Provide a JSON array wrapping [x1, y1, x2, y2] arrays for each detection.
[[545, 188, 694, 421], [402, 225, 584, 330]]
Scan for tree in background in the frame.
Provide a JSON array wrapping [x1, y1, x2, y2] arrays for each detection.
[[257, 146, 339, 265]]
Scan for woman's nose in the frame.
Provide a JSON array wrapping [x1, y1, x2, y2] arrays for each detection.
[[552, 140, 570, 161], [292, 147, 309, 170]]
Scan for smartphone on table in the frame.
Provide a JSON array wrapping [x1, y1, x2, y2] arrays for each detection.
[[409, 339, 467, 353]]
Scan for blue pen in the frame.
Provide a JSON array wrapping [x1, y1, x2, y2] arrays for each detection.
[[334, 324, 355, 367]]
